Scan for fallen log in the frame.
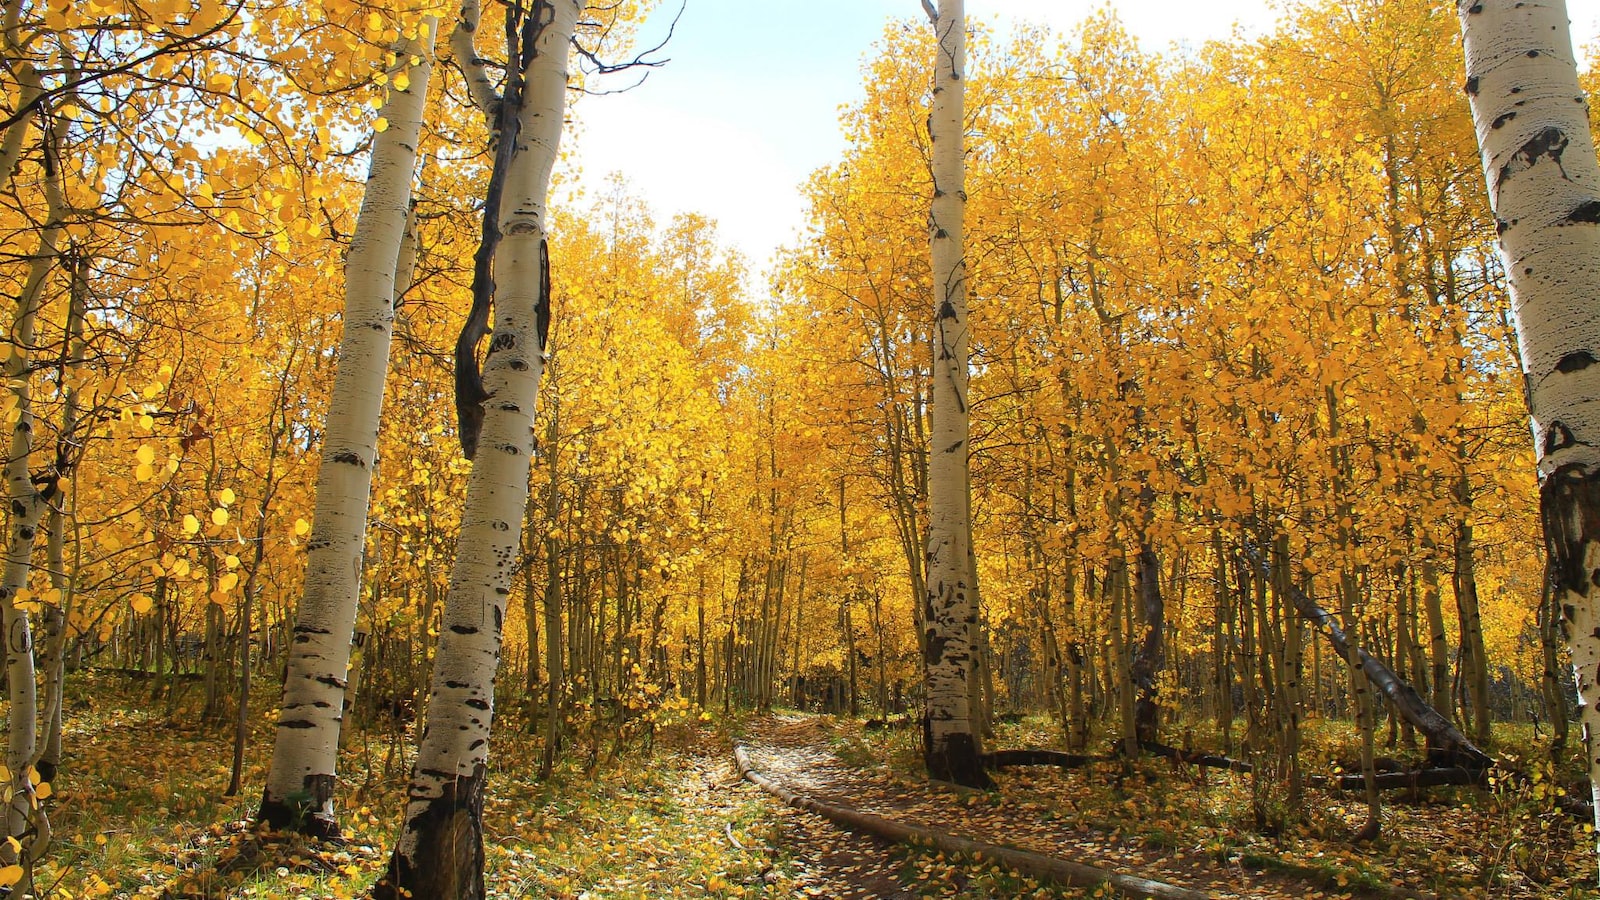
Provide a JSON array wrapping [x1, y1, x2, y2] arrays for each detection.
[[1139, 742, 1253, 773], [1241, 542, 1492, 770], [981, 749, 1102, 770], [1311, 767, 1489, 792], [733, 745, 1212, 900], [863, 715, 916, 731]]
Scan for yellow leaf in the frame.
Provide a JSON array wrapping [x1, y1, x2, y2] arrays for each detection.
[[225, 554, 239, 570], [0, 865, 21, 887], [135, 444, 155, 465], [373, 116, 389, 133], [211, 507, 229, 526], [182, 514, 200, 535], [130, 594, 152, 614], [172, 558, 190, 577], [294, 518, 311, 537], [393, 71, 410, 92], [34, 782, 50, 800], [219, 487, 236, 506], [218, 572, 239, 593], [134, 463, 154, 482]]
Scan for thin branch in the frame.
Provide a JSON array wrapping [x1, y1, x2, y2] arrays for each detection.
[[572, 0, 682, 81]]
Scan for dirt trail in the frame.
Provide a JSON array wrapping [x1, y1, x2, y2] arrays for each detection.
[[738, 714, 1417, 900]]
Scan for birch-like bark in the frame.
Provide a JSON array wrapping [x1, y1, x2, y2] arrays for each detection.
[[920, 0, 988, 789], [36, 253, 84, 793], [372, 3, 581, 897], [0, 0, 44, 195], [1459, 0, 1600, 875], [257, 19, 437, 837], [0, 110, 65, 875]]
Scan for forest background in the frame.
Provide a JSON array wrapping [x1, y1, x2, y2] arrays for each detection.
[[2, 0, 1600, 896]]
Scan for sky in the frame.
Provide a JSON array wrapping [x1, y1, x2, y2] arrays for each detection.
[[556, 0, 1600, 273]]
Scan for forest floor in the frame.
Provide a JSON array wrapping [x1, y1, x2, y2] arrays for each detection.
[[21, 672, 1599, 899]]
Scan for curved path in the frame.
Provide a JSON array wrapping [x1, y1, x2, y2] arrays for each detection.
[[740, 714, 1429, 900]]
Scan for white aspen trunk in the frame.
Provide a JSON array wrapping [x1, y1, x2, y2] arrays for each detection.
[[257, 19, 437, 837], [373, 3, 582, 897], [1458, 0, 1600, 877], [0, 0, 44, 195], [36, 255, 83, 799], [0, 114, 64, 875], [921, 0, 988, 788]]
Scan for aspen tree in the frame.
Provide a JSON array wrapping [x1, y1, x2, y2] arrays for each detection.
[[257, 16, 439, 837], [920, 0, 989, 788], [1458, 0, 1600, 872], [373, 1, 583, 895], [0, 107, 66, 885]]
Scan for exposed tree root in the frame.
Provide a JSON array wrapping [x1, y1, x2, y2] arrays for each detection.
[[733, 745, 1213, 900]]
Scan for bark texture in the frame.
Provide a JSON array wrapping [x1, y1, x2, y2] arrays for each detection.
[[258, 20, 438, 837], [921, 0, 988, 790], [0, 107, 65, 873], [1458, 0, 1600, 876], [372, 2, 579, 897]]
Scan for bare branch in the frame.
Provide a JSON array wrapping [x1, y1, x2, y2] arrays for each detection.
[[572, 0, 682, 81]]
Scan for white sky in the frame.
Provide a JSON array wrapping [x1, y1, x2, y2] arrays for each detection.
[[557, 1, 1600, 272]]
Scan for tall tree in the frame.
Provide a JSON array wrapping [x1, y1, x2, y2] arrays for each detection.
[[1458, 0, 1600, 874], [372, 1, 584, 896], [257, 16, 439, 837], [920, 0, 988, 788], [0, 104, 67, 888]]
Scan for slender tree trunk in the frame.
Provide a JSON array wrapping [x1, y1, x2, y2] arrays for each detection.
[[259, 19, 438, 837], [1212, 532, 1235, 755], [539, 402, 564, 780], [1540, 558, 1570, 755], [0, 0, 44, 194], [1459, 0, 1600, 876], [1420, 551, 1452, 729], [229, 352, 294, 797], [0, 109, 65, 877], [36, 256, 84, 790], [374, 3, 581, 896], [695, 572, 707, 709], [920, 0, 988, 790], [1453, 510, 1492, 746]]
